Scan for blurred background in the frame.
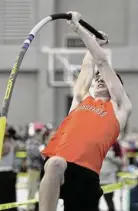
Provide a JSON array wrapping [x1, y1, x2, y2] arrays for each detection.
[[0, 0, 138, 211]]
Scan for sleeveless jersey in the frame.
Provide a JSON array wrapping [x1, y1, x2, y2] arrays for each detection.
[[42, 96, 120, 174]]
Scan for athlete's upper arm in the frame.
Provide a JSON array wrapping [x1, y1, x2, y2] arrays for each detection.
[[69, 52, 94, 112], [73, 68, 91, 98], [73, 51, 94, 100], [69, 71, 91, 113]]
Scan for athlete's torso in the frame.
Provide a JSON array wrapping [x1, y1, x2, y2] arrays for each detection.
[[42, 96, 120, 174]]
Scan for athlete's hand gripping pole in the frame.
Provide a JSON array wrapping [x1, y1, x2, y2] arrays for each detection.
[[0, 12, 105, 159]]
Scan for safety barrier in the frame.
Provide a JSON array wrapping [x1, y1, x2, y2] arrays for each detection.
[[15, 151, 138, 158], [0, 200, 38, 211], [16, 151, 27, 158], [2, 151, 137, 210], [0, 172, 138, 210]]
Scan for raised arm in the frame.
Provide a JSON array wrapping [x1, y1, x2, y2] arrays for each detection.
[[69, 51, 95, 112], [67, 12, 132, 112]]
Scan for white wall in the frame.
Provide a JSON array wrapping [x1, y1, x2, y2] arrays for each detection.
[[0, 72, 38, 125]]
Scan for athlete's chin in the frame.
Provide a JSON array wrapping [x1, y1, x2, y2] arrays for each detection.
[[94, 87, 107, 94]]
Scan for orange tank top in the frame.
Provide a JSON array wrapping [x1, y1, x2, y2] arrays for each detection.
[[41, 96, 120, 174]]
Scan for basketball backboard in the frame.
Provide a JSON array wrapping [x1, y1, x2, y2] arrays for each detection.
[[41, 47, 112, 88]]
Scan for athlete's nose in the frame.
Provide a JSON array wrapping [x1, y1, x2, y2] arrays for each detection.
[[98, 79, 104, 83]]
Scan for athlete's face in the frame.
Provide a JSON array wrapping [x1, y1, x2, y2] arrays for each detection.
[[93, 71, 110, 98]]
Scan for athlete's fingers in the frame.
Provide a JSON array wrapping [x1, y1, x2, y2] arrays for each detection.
[[67, 11, 81, 23], [67, 11, 82, 32]]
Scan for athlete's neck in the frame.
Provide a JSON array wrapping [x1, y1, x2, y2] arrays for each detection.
[[94, 96, 110, 102], [86, 93, 110, 102], [94, 91, 110, 102]]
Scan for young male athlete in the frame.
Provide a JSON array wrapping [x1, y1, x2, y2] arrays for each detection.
[[39, 12, 132, 211]]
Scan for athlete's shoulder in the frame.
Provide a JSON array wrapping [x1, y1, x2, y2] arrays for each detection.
[[83, 93, 94, 101]]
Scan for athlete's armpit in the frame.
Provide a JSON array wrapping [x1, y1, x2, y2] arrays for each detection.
[[112, 100, 132, 132]]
